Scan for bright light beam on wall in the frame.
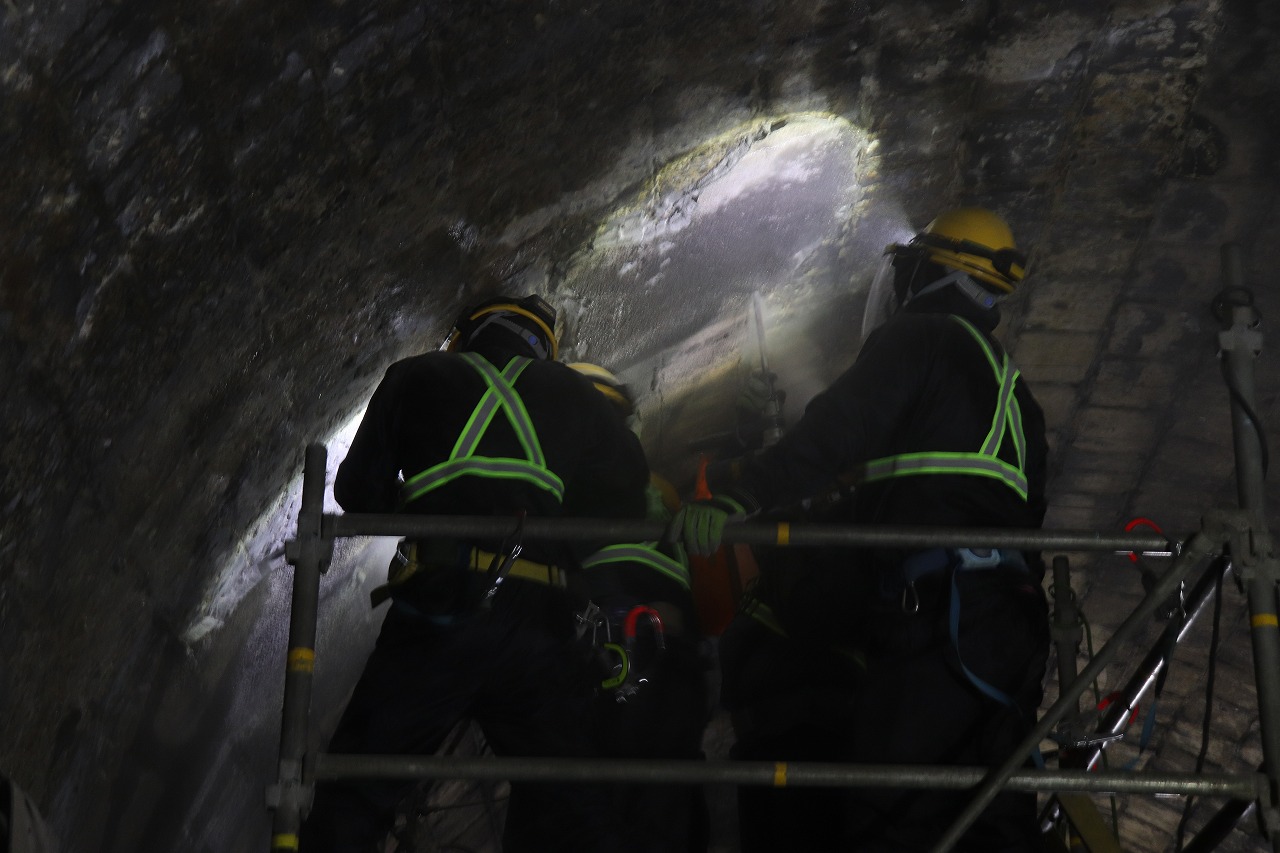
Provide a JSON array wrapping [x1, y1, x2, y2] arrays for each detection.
[[557, 112, 912, 483]]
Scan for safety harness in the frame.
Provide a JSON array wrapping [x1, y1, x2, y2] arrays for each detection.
[[401, 353, 566, 505], [732, 316, 1044, 765], [370, 353, 564, 608], [370, 538, 566, 608], [865, 318, 1042, 764], [899, 546, 1030, 707], [856, 315, 1029, 500]]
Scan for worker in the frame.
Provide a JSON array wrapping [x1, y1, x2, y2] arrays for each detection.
[[676, 207, 1051, 851], [567, 362, 711, 853], [299, 294, 650, 853]]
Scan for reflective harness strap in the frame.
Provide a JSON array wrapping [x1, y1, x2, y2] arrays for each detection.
[[401, 354, 566, 504], [580, 542, 692, 590], [944, 550, 1047, 769], [948, 558, 1018, 707], [857, 316, 1029, 500]]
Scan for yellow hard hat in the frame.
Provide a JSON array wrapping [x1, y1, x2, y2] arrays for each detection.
[[443, 294, 559, 360], [911, 207, 1026, 294], [567, 362, 634, 417], [648, 473, 682, 514]]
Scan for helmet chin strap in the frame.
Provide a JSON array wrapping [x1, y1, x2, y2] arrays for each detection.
[[904, 269, 1003, 311]]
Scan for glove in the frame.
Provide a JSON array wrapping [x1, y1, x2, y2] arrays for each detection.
[[670, 495, 746, 557], [736, 369, 785, 417]]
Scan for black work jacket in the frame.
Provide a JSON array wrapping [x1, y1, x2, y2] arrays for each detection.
[[724, 295, 1048, 543], [335, 344, 650, 567]]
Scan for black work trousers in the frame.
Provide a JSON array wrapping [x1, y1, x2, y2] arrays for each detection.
[[590, 633, 712, 853], [299, 576, 616, 853], [720, 566, 1050, 853]]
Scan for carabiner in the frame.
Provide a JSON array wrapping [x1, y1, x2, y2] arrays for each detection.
[[600, 642, 629, 690], [575, 601, 611, 645], [623, 605, 666, 653], [481, 511, 526, 607]]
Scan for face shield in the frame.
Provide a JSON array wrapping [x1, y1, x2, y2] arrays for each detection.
[[860, 244, 915, 342], [860, 241, 1008, 342]]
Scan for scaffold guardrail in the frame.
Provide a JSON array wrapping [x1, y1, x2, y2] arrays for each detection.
[[267, 243, 1280, 853]]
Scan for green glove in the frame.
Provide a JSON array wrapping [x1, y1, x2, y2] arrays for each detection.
[[674, 495, 746, 557]]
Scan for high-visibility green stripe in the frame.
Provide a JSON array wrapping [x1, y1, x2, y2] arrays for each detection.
[[866, 463, 1029, 499], [953, 316, 1017, 459], [402, 355, 562, 505], [1011, 396, 1026, 469], [486, 355, 543, 464], [460, 354, 546, 466], [856, 316, 1030, 500], [954, 316, 1000, 374], [450, 384, 502, 459], [981, 362, 1015, 455], [404, 457, 565, 503], [502, 368, 545, 466], [861, 452, 1028, 498], [582, 543, 691, 589]]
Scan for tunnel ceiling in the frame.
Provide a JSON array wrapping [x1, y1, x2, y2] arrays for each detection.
[[5, 0, 1280, 851]]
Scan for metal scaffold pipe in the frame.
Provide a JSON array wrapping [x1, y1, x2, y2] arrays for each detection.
[[326, 512, 1174, 556], [269, 444, 330, 853], [1218, 242, 1280, 849], [930, 531, 1219, 853], [1080, 556, 1232, 772], [313, 754, 1262, 799], [266, 444, 1221, 853], [1050, 556, 1082, 741]]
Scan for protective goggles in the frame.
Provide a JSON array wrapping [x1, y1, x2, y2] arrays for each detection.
[[910, 233, 1027, 282]]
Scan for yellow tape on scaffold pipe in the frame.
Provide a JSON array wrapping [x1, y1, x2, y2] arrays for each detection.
[[288, 648, 315, 673]]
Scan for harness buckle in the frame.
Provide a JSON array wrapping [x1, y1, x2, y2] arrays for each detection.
[[370, 540, 422, 608], [479, 511, 526, 608], [956, 547, 1002, 569], [392, 541, 412, 567], [576, 601, 609, 644]]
